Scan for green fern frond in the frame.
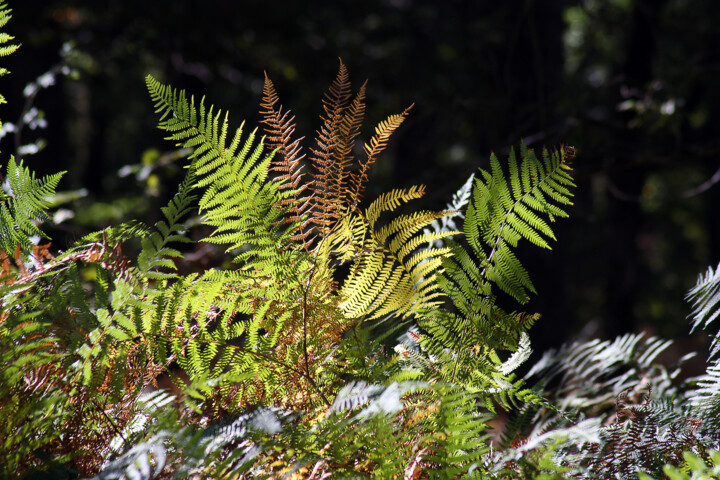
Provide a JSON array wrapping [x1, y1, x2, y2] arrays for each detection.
[[146, 75, 298, 276], [0, 3, 19, 87], [465, 145, 573, 302], [421, 144, 574, 385], [0, 157, 64, 253], [638, 450, 720, 480], [137, 170, 196, 279]]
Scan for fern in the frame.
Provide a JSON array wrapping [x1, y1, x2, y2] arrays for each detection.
[[3, 40, 594, 475], [0, 7, 61, 256], [496, 260, 720, 478], [526, 333, 679, 419], [141, 65, 455, 412], [638, 450, 720, 480], [0, 2, 19, 111], [684, 263, 720, 435], [687, 360, 720, 434], [258, 71, 310, 239], [99, 381, 493, 479], [338, 185, 458, 320], [687, 261, 720, 359], [576, 395, 716, 479], [417, 144, 575, 388], [147, 76, 296, 268], [146, 75, 358, 410], [0, 157, 64, 254], [136, 170, 196, 279], [261, 59, 412, 248]]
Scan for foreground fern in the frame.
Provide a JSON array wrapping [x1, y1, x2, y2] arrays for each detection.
[[412, 144, 575, 400], [11, 2, 720, 477], [2, 12, 587, 474]]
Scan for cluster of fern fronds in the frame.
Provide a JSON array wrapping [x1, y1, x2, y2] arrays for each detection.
[[3, 1, 720, 477]]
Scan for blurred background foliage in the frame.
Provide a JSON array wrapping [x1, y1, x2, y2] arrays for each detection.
[[0, 0, 719, 353]]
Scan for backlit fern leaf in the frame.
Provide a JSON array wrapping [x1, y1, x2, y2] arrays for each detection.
[[339, 185, 457, 320], [146, 75, 298, 277]]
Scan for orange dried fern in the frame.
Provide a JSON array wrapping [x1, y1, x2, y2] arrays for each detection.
[[260, 59, 412, 249], [260, 73, 308, 204]]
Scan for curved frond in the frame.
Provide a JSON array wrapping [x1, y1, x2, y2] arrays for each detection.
[[146, 75, 297, 277], [339, 186, 457, 320]]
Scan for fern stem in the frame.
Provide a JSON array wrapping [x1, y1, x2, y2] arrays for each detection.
[[91, 398, 128, 445], [450, 201, 517, 383], [302, 268, 331, 407]]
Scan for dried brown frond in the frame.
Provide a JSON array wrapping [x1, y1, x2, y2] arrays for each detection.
[[330, 81, 367, 211], [260, 73, 308, 199], [260, 61, 411, 255], [260, 72, 315, 247], [308, 59, 353, 237]]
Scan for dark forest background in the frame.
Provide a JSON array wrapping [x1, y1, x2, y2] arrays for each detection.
[[1, 0, 719, 354]]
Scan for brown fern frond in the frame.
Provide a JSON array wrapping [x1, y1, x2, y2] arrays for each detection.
[[260, 72, 316, 248], [308, 59, 353, 236], [260, 62, 410, 254], [260, 72, 306, 192], [259, 72, 313, 226], [349, 105, 413, 209], [321, 58, 352, 121], [339, 81, 367, 158], [330, 81, 367, 211]]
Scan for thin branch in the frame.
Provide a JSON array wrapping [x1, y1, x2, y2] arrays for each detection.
[[607, 165, 720, 203]]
